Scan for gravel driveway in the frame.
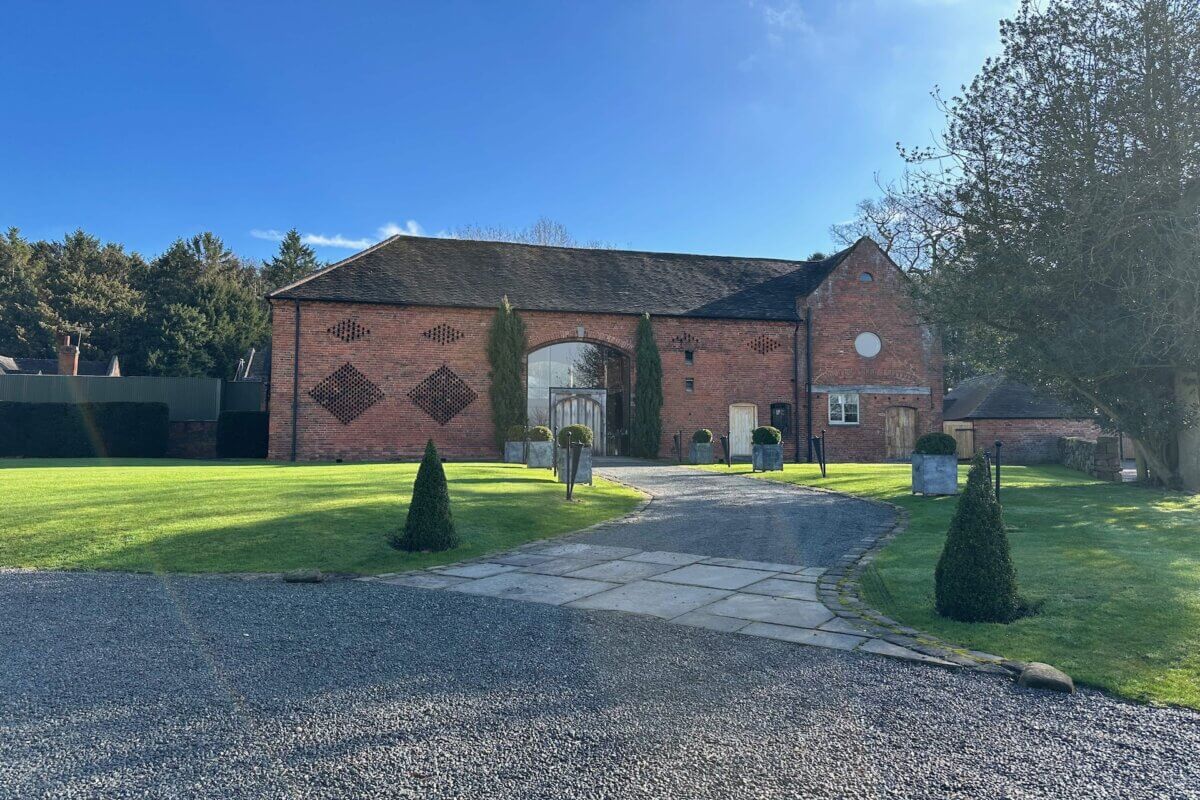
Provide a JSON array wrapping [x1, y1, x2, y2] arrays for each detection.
[[3, 570, 1198, 799], [579, 463, 895, 566]]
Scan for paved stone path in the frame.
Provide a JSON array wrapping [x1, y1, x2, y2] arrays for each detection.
[[363, 463, 955, 666]]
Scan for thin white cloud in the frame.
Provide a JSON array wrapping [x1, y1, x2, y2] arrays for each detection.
[[250, 220, 427, 250], [750, 0, 816, 47], [301, 233, 374, 249], [377, 220, 424, 238]]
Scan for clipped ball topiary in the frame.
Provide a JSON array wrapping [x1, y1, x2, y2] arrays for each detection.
[[934, 454, 1021, 622], [692, 428, 713, 444], [557, 424, 594, 448], [505, 424, 527, 442], [526, 425, 553, 442], [391, 440, 459, 552], [751, 425, 782, 445], [915, 432, 958, 456]]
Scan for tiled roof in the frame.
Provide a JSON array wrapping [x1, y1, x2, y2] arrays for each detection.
[[943, 373, 1086, 420], [269, 236, 855, 321], [0, 356, 114, 376]]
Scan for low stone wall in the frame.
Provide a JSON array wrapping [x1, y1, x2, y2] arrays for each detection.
[[167, 421, 217, 459], [1058, 435, 1120, 481]]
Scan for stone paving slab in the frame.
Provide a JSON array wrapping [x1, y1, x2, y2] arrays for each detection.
[[741, 622, 866, 651], [702, 557, 807, 573], [624, 551, 708, 566], [739, 577, 819, 601], [519, 557, 607, 576], [702, 593, 834, 629], [436, 563, 521, 579], [380, 573, 470, 590], [452, 572, 617, 606], [859, 638, 956, 666], [491, 553, 555, 567], [650, 563, 778, 591], [566, 580, 731, 619], [536, 543, 641, 560], [669, 610, 752, 633], [819, 616, 872, 635], [564, 559, 676, 582]]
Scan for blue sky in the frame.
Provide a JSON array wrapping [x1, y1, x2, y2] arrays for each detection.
[[1, 1, 1015, 262]]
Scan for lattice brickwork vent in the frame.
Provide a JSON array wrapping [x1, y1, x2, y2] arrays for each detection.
[[328, 318, 370, 343], [408, 365, 477, 425], [422, 323, 464, 345], [670, 332, 701, 350], [748, 335, 781, 355], [308, 363, 384, 424]]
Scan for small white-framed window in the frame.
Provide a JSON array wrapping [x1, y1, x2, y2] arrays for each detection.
[[828, 392, 860, 425], [685, 378, 695, 393]]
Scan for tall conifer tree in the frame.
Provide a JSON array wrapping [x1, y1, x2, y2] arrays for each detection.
[[487, 296, 528, 452], [630, 313, 662, 458]]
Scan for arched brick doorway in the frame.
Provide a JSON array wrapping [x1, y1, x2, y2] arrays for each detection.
[[527, 341, 630, 455]]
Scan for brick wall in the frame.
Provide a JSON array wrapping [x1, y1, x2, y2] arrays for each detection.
[[166, 421, 217, 459], [268, 241, 943, 463], [803, 241, 944, 461], [970, 418, 1101, 464], [269, 302, 802, 462]]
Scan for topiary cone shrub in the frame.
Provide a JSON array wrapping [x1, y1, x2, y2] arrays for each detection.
[[392, 440, 459, 552], [934, 453, 1021, 622]]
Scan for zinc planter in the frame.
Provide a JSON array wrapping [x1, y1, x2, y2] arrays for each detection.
[[503, 441, 526, 464], [526, 441, 553, 468], [689, 442, 714, 465], [912, 453, 958, 495], [556, 446, 593, 485], [752, 444, 783, 472]]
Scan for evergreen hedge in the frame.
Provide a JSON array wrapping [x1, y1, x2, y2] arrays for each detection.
[[751, 425, 782, 445], [0, 401, 169, 458], [557, 424, 593, 447], [216, 411, 268, 458], [630, 313, 662, 457], [392, 440, 459, 552], [934, 453, 1021, 622], [915, 432, 958, 455], [526, 425, 553, 442], [487, 296, 528, 453]]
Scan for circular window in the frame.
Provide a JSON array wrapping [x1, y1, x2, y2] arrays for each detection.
[[854, 332, 882, 358]]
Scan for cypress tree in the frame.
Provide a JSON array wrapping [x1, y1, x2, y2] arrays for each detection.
[[486, 296, 528, 453], [392, 440, 459, 552], [630, 313, 662, 458], [934, 454, 1020, 622]]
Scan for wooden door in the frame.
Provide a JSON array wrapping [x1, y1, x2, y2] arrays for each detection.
[[943, 421, 976, 459], [729, 403, 757, 457], [885, 406, 918, 460]]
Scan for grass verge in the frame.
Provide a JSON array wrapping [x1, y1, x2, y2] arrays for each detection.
[[0, 459, 644, 575], [699, 461, 1200, 709]]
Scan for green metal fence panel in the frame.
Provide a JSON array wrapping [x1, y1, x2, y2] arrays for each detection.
[[220, 380, 265, 413], [0, 375, 223, 421]]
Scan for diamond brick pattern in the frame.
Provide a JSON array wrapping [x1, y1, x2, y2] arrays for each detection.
[[328, 318, 370, 342], [408, 365, 477, 425], [422, 323, 464, 345], [308, 363, 384, 424], [670, 332, 701, 350], [748, 334, 781, 355]]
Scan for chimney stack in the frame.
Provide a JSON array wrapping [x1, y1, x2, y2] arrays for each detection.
[[56, 331, 79, 376]]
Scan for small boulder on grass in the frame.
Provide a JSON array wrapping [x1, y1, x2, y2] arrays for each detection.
[[391, 440, 459, 552], [934, 453, 1021, 622]]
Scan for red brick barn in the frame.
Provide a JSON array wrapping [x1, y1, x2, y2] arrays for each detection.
[[942, 373, 1101, 464], [266, 236, 942, 462]]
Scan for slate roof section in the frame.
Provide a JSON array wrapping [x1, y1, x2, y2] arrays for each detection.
[[0, 356, 115, 376], [943, 373, 1086, 420], [269, 236, 855, 321]]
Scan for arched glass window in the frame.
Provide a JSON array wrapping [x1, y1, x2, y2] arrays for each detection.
[[859, 272, 874, 282], [527, 341, 629, 454]]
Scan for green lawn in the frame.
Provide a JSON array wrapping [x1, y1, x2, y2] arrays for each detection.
[[699, 461, 1200, 709], [0, 459, 644, 575]]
